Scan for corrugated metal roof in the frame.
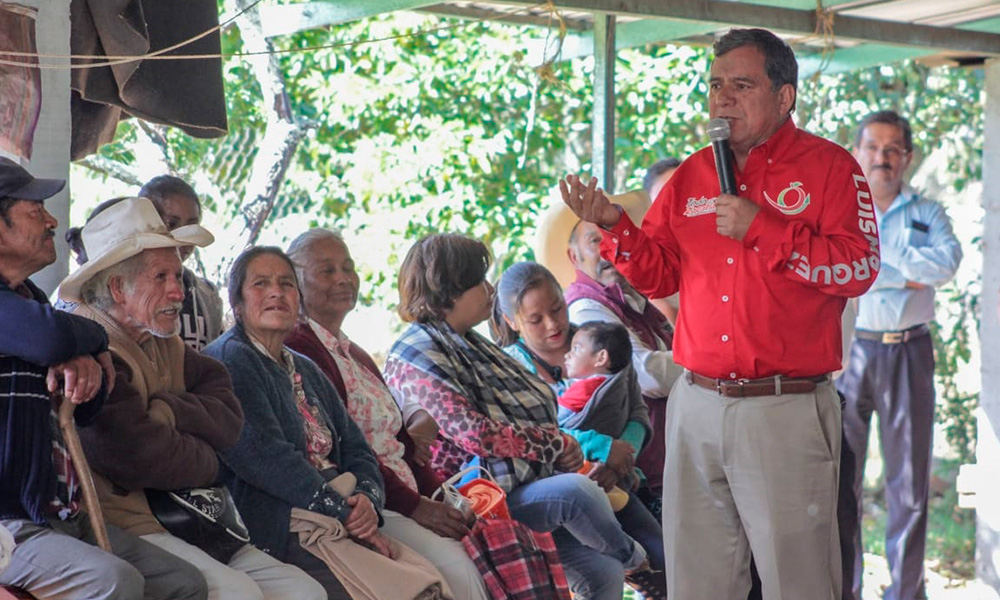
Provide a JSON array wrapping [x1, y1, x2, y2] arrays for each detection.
[[416, 0, 1000, 73]]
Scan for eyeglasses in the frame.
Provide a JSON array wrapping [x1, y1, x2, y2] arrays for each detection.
[[859, 143, 909, 159]]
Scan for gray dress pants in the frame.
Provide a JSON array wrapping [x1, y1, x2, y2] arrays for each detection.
[[836, 332, 935, 600], [0, 515, 207, 600]]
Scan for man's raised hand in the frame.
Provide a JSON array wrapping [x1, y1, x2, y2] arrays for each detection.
[[559, 174, 621, 228]]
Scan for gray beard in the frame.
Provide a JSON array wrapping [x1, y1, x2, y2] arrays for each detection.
[[147, 319, 182, 339]]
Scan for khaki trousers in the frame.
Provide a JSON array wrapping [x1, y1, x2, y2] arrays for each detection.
[[663, 374, 842, 600]]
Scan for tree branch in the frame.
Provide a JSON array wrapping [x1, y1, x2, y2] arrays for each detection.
[[233, 0, 304, 247], [75, 156, 145, 187]]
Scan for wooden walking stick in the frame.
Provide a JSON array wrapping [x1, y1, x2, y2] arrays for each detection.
[[57, 395, 111, 552]]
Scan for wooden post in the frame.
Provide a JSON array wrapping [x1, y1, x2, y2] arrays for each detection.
[[592, 13, 616, 192]]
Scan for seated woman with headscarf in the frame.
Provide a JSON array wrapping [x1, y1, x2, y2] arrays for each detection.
[[203, 246, 451, 600], [383, 233, 651, 600], [283, 229, 488, 600]]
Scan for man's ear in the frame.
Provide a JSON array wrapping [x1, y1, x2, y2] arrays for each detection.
[[779, 84, 796, 117], [503, 314, 520, 333], [108, 276, 126, 305], [594, 348, 610, 369], [567, 246, 579, 267]]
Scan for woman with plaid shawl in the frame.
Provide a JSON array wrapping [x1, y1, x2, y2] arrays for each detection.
[[384, 234, 650, 600]]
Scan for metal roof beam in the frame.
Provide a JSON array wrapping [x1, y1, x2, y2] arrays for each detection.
[[493, 0, 1000, 55], [550, 18, 714, 61], [257, 0, 438, 38], [798, 45, 933, 75], [417, 3, 592, 31]]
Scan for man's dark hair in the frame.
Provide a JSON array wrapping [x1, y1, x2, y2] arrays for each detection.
[[714, 28, 798, 110], [0, 197, 19, 227], [397, 234, 492, 323], [853, 110, 913, 152], [139, 175, 202, 218], [578, 321, 632, 373], [643, 157, 681, 194], [228, 246, 299, 321]]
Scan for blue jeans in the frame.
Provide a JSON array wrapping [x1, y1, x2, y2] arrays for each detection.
[[508, 473, 643, 600], [618, 490, 665, 572]]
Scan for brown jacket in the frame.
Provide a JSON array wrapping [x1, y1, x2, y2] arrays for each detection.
[[74, 305, 243, 535]]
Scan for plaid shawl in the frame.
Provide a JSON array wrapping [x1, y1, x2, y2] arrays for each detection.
[[388, 321, 560, 491]]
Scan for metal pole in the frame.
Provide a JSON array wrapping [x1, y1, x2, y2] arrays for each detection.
[[592, 13, 616, 192], [976, 57, 1000, 594]]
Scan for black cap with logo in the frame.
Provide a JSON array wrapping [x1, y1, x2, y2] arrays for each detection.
[[0, 157, 66, 201]]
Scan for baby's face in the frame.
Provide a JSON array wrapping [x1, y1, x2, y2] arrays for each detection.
[[564, 330, 601, 379]]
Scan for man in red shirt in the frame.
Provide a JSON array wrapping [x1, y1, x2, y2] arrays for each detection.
[[561, 28, 879, 600]]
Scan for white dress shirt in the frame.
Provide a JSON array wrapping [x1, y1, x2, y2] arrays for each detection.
[[857, 185, 963, 332]]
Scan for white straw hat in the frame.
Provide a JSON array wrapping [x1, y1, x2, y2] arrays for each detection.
[[57, 197, 213, 302], [533, 189, 651, 289]]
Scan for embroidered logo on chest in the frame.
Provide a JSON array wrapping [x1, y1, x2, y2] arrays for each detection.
[[764, 181, 811, 215], [683, 196, 716, 217]]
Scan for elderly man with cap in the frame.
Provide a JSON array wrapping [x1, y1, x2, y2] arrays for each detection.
[[57, 198, 327, 600], [536, 190, 683, 516], [0, 160, 207, 600]]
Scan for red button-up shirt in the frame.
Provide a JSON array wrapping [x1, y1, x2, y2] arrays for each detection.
[[602, 119, 880, 379]]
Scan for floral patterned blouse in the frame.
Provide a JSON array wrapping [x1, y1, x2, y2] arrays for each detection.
[[249, 334, 335, 471], [383, 360, 567, 486], [308, 319, 418, 492]]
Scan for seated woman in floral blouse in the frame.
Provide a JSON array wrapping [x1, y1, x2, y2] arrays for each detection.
[[383, 233, 653, 600], [284, 229, 488, 600]]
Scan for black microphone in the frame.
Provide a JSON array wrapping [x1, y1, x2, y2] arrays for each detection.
[[708, 118, 737, 196]]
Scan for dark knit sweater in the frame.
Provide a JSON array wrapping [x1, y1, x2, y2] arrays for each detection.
[[203, 325, 384, 559], [0, 279, 108, 523]]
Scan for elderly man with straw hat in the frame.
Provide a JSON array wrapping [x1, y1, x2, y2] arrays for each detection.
[[57, 197, 327, 600], [0, 162, 207, 600], [535, 190, 684, 517]]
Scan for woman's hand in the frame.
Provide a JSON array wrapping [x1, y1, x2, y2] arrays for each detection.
[[606, 439, 636, 478], [406, 410, 439, 467], [365, 531, 399, 559], [587, 462, 620, 492], [555, 434, 584, 472], [411, 497, 470, 540], [345, 493, 379, 540], [410, 435, 434, 468]]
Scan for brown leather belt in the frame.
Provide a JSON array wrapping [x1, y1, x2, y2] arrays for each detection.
[[854, 323, 929, 344], [686, 371, 828, 398]]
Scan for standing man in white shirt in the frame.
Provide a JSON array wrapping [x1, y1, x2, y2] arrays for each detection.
[[837, 110, 963, 600]]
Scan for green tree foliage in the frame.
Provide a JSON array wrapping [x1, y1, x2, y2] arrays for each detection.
[[798, 63, 983, 462]]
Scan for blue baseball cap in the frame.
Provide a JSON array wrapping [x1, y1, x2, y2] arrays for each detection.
[[0, 157, 65, 201]]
